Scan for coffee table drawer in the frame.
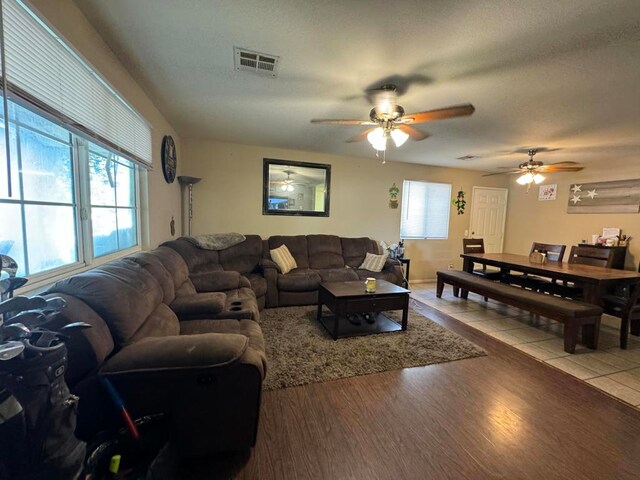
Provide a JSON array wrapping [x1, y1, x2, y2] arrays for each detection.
[[345, 295, 404, 313]]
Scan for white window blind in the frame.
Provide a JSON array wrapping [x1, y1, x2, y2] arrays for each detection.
[[400, 180, 452, 239], [1, 0, 152, 166]]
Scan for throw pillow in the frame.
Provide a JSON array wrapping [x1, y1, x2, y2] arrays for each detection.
[[358, 252, 388, 272], [270, 244, 297, 274]]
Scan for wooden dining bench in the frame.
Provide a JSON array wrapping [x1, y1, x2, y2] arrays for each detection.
[[436, 270, 603, 353]]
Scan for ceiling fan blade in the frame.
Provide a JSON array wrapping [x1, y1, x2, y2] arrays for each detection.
[[397, 125, 430, 141], [402, 104, 475, 124], [537, 166, 584, 173], [310, 119, 376, 126], [547, 161, 580, 166], [482, 170, 522, 176], [346, 128, 376, 143]]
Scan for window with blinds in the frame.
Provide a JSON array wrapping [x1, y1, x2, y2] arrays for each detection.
[[1, 0, 152, 166], [400, 180, 452, 239]]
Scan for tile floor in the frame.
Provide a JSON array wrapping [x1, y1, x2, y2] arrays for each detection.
[[411, 282, 640, 410]]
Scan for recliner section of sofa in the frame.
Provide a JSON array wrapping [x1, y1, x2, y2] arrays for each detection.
[[45, 248, 265, 455]]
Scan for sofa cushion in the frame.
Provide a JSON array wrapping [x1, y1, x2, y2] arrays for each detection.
[[190, 270, 246, 292], [161, 238, 220, 271], [270, 244, 297, 274], [129, 303, 181, 344], [244, 273, 267, 298], [268, 236, 309, 269], [219, 235, 263, 274], [359, 252, 388, 272], [145, 246, 195, 297], [180, 319, 266, 378], [355, 269, 402, 284], [46, 260, 166, 347], [170, 292, 226, 317], [126, 252, 176, 305], [307, 235, 345, 269], [341, 237, 378, 267], [277, 269, 321, 292], [316, 267, 359, 283]]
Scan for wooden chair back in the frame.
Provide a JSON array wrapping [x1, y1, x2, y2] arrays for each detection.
[[568, 245, 616, 268], [463, 238, 485, 254], [530, 242, 566, 262]]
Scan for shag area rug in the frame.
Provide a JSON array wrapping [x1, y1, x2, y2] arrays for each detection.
[[261, 305, 486, 390]]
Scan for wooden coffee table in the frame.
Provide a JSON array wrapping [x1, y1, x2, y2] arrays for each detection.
[[317, 280, 410, 340]]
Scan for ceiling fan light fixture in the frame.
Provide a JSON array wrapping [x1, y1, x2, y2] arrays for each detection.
[[516, 172, 534, 185], [367, 127, 387, 151], [533, 173, 545, 184], [390, 128, 409, 147]]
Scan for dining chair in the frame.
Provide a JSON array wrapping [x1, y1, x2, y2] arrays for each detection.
[[503, 242, 566, 291], [462, 239, 502, 280], [602, 266, 640, 349], [540, 245, 617, 299]]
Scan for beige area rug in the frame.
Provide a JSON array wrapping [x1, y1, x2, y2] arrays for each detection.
[[260, 306, 486, 390]]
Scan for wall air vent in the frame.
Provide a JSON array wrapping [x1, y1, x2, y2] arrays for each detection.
[[234, 47, 280, 77], [456, 155, 478, 160]]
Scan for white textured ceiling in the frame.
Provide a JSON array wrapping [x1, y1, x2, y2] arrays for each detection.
[[72, 0, 640, 171]]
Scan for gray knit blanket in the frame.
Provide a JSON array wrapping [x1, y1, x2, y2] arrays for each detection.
[[186, 233, 246, 250]]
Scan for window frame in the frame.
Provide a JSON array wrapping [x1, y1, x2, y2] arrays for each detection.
[[0, 101, 143, 291], [400, 179, 452, 240]]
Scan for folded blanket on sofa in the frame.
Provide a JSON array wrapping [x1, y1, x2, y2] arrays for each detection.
[[186, 233, 246, 250]]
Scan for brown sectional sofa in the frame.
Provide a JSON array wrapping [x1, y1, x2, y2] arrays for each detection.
[[41, 233, 400, 455], [163, 234, 404, 308], [45, 247, 265, 455]]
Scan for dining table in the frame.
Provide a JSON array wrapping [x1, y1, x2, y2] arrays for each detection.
[[460, 252, 640, 306]]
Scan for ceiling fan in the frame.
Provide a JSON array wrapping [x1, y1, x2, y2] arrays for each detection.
[[310, 84, 475, 154], [273, 170, 303, 192], [483, 149, 584, 190]]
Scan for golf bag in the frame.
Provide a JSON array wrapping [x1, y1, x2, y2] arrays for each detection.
[[0, 296, 87, 480]]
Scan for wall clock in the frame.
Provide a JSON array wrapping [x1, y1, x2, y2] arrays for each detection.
[[161, 135, 177, 183]]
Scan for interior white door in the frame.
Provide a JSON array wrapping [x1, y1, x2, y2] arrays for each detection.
[[469, 187, 508, 253]]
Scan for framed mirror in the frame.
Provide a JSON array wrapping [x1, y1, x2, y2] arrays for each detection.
[[263, 159, 331, 217]]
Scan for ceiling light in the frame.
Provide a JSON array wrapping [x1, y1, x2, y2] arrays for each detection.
[[287, 185, 294, 192], [367, 127, 387, 151], [533, 173, 545, 184], [390, 128, 409, 147], [516, 172, 534, 185], [280, 184, 287, 191]]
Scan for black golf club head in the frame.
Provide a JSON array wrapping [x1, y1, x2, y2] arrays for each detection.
[[40, 296, 67, 314], [0, 295, 47, 315], [0, 341, 25, 361], [60, 322, 92, 332], [0, 255, 18, 277], [6, 311, 47, 329], [0, 322, 30, 341]]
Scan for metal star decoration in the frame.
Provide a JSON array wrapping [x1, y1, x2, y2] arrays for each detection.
[[571, 184, 582, 193], [586, 189, 598, 199], [571, 194, 582, 204]]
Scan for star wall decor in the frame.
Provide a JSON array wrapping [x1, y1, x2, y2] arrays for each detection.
[[567, 179, 640, 214]]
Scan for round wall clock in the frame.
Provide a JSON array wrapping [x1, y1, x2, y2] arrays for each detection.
[[161, 135, 177, 184]]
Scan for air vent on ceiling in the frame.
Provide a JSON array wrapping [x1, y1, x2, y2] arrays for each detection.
[[234, 47, 280, 77], [457, 155, 478, 161]]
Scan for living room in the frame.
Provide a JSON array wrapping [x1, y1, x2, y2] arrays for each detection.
[[0, 0, 639, 479]]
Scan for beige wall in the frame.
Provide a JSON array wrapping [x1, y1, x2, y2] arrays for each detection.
[[30, 0, 182, 248], [182, 139, 508, 281], [504, 158, 640, 270]]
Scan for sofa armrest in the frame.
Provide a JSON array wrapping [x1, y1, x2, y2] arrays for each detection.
[[170, 292, 226, 320], [190, 271, 244, 292], [259, 258, 281, 273], [100, 333, 248, 374], [259, 260, 279, 307]]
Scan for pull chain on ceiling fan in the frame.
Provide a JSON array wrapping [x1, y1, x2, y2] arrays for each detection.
[[310, 84, 475, 157]]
